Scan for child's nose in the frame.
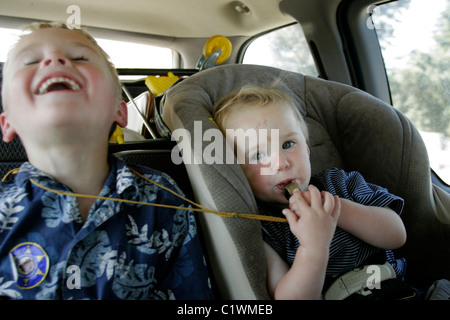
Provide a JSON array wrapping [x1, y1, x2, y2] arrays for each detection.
[[271, 152, 290, 173], [43, 53, 68, 66]]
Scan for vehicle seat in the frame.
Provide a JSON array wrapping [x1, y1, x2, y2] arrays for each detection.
[[161, 64, 450, 299], [0, 63, 28, 181]]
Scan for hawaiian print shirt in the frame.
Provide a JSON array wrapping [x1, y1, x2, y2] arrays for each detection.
[[0, 157, 213, 300]]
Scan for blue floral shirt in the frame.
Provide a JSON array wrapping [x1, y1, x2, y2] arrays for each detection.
[[0, 157, 213, 300]]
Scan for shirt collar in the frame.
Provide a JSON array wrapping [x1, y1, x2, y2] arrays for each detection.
[[13, 156, 139, 197], [15, 162, 56, 187], [104, 156, 140, 197]]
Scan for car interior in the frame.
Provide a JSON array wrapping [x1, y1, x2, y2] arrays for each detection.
[[0, 0, 449, 300]]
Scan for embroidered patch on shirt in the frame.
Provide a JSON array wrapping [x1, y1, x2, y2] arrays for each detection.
[[9, 242, 49, 289]]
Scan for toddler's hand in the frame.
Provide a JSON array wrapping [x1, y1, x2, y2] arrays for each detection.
[[282, 185, 341, 252]]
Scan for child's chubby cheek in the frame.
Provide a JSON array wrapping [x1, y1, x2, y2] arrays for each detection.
[[242, 164, 285, 203]]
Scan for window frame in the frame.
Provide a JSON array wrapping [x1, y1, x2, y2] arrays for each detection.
[[337, 0, 450, 190], [238, 22, 319, 77]]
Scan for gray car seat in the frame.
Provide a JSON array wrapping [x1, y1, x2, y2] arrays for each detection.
[[0, 63, 28, 181], [161, 64, 450, 299]]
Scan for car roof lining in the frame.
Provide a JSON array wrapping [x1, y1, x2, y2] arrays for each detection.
[[0, 0, 296, 38]]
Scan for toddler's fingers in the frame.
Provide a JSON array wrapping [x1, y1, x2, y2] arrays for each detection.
[[322, 191, 335, 214], [331, 195, 341, 220], [321, 191, 328, 204], [282, 208, 300, 226], [307, 185, 323, 209], [288, 189, 304, 212]]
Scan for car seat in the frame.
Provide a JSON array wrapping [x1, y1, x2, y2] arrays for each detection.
[[0, 63, 28, 181], [161, 64, 450, 299]]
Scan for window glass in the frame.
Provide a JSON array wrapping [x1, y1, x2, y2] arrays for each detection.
[[96, 38, 173, 69], [373, 0, 450, 183], [242, 23, 317, 76], [0, 27, 22, 62], [0, 28, 173, 70]]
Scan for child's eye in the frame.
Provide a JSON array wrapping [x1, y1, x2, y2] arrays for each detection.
[[72, 56, 88, 61], [282, 141, 295, 149], [252, 151, 266, 162], [24, 60, 40, 65]]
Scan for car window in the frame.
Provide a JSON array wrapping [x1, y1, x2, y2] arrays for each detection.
[[0, 27, 174, 70], [242, 23, 317, 76], [373, 0, 450, 184], [95, 39, 173, 69], [0, 27, 22, 62]]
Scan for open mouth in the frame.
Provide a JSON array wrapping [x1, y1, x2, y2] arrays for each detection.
[[276, 179, 297, 191], [36, 77, 81, 95], [277, 179, 301, 200]]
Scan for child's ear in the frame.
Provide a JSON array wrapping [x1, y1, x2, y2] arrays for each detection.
[[0, 113, 17, 142], [114, 100, 128, 128]]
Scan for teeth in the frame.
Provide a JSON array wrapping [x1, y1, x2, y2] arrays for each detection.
[[38, 77, 81, 94]]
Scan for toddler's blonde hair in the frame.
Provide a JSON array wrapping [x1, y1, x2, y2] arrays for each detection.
[[213, 85, 309, 142]]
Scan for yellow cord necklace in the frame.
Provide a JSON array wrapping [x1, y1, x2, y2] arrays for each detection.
[[2, 167, 287, 223]]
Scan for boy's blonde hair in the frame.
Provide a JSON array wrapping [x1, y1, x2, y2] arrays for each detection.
[[1, 22, 122, 110], [213, 85, 309, 142]]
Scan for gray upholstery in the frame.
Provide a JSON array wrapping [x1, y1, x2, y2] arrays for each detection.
[[0, 62, 28, 182], [162, 64, 450, 299]]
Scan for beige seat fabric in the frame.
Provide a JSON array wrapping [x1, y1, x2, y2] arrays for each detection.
[[161, 64, 450, 299]]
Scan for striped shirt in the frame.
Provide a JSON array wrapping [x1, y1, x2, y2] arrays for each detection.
[[259, 168, 407, 278]]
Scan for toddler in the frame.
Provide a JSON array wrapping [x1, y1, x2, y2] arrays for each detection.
[[214, 85, 408, 299]]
